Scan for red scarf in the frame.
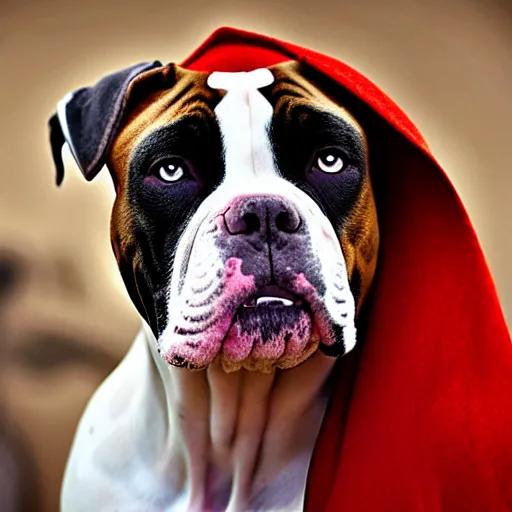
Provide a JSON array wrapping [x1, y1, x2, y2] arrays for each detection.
[[182, 27, 512, 511]]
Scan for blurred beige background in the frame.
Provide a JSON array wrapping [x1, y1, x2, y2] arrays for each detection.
[[0, 0, 511, 510]]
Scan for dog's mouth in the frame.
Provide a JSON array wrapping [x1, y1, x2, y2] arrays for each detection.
[[216, 284, 318, 373], [160, 258, 346, 373]]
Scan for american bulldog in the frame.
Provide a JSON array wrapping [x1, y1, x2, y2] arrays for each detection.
[[49, 60, 379, 511]]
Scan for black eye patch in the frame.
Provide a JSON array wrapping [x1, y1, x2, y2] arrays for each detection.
[[117, 114, 225, 335], [270, 105, 367, 230], [127, 114, 224, 216]]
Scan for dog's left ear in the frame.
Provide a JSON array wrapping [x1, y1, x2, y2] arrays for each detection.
[[48, 60, 166, 186]]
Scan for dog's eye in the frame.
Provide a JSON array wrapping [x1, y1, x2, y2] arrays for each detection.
[[153, 158, 186, 183], [314, 149, 346, 174]]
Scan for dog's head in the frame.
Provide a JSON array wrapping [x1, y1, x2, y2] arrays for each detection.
[[49, 60, 379, 373]]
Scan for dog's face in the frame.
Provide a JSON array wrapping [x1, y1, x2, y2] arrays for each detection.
[[104, 61, 379, 373], [49, 60, 379, 373]]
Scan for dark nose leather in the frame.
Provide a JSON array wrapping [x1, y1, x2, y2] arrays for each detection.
[[224, 195, 301, 236]]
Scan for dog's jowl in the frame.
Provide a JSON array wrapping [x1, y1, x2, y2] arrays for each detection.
[[50, 57, 379, 511]]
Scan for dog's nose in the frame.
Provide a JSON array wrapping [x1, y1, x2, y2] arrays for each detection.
[[224, 195, 301, 235]]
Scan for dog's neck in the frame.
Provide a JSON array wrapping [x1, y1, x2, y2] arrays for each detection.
[[141, 323, 335, 511]]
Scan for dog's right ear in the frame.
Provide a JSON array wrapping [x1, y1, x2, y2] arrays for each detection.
[[48, 60, 167, 186]]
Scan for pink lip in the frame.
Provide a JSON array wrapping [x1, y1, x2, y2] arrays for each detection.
[[162, 263, 335, 370], [163, 257, 257, 369]]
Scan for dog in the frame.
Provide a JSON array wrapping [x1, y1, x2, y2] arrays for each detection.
[[49, 58, 379, 511]]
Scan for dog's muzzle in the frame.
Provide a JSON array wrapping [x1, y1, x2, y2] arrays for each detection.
[[159, 192, 356, 373]]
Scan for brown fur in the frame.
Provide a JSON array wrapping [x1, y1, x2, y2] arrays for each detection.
[[108, 65, 223, 272]]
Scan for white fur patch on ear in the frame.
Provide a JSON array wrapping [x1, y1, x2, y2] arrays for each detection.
[[56, 91, 83, 173]]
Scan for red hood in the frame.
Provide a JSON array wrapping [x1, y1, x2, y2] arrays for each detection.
[[182, 27, 512, 511]]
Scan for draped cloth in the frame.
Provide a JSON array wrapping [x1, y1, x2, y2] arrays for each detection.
[[181, 27, 512, 511]]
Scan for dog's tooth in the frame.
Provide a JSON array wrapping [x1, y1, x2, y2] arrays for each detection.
[[256, 297, 293, 306]]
